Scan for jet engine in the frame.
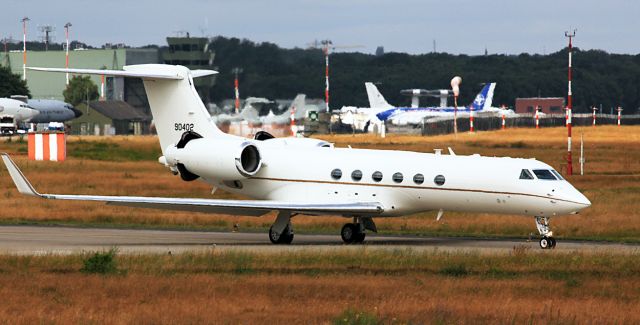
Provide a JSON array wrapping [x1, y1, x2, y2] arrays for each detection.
[[164, 134, 262, 182]]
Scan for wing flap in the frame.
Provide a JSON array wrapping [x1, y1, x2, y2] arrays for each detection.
[[1, 154, 383, 217]]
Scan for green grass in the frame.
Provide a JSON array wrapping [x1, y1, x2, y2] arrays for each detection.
[[0, 138, 161, 161], [1, 249, 638, 278], [67, 140, 161, 161]]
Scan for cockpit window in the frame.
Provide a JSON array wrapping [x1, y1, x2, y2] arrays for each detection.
[[551, 170, 564, 180], [519, 169, 534, 180], [533, 169, 557, 180]]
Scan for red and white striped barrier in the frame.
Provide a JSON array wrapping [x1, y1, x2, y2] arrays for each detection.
[[501, 112, 506, 130], [28, 132, 66, 161], [617, 107, 623, 126]]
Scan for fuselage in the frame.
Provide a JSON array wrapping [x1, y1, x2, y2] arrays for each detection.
[[198, 138, 590, 218], [0, 98, 39, 122], [27, 99, 82, 123]]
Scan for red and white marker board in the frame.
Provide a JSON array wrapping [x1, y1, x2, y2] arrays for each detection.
[[28, 132, 66, 161]]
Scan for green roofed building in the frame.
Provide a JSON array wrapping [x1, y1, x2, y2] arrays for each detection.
[[70, 100, 151, 136]]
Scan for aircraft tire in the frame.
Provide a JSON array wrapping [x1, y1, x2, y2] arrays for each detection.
[[354, 232, 366, 243], [539, 236, 551, 249], [269, 225, 293, 244], [341, 223, 357, 244]]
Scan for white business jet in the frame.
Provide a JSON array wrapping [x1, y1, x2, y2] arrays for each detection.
[[1, 64, 591, 249]]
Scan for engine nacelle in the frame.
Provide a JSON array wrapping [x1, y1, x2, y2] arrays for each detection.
[[164, 138, 262, 181]]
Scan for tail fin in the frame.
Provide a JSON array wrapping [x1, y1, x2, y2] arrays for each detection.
[[470, 82, 496, 111], [288, 94, 306, 119], [365, 82, 394, 109], [28, 65, 224, 154]]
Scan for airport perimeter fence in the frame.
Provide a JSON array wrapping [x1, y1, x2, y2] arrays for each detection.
[[419, 114, 640, 136]]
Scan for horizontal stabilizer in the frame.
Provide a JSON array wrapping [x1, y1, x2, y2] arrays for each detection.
[[28, 65, 218, 80], [1, 154, 383, 217]]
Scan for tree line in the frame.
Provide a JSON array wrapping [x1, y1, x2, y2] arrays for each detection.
[[209, 37, 640, 114]]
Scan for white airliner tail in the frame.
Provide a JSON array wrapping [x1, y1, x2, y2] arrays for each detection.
[[29, 65, 223, 153], [365, 82, 394, 109]]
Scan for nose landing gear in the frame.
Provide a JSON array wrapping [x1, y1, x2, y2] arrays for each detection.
[[535, 216, 556, 249]]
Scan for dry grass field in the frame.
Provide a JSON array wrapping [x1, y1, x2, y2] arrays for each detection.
[[0, 125, 639, 241], [0, 249, 639, 324]]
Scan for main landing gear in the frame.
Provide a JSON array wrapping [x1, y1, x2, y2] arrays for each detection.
[[341, 217, 377, 244], [535, 216, 556, 249], [268, 211, 294, 244]]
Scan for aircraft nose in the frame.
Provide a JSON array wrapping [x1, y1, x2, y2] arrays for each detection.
[[70, 106, 83, 118], [27, 107, 40, 118], [568, 188, 591, 211], [575, 191, 591, 207]]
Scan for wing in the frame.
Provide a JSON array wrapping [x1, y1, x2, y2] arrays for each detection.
[[1, 154, 384, 217]]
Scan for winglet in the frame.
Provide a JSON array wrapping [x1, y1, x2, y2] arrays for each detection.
[[1, 154, 41, 197]]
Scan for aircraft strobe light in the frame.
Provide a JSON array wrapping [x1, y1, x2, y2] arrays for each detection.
[[164, 138, 263, 182]]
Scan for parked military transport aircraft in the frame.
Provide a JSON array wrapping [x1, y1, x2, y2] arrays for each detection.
[[1, 64, 591, 249], [0, 98, 40, 122]]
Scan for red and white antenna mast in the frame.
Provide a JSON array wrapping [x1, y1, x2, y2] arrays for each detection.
[[322, 40, 331, 112], [232, 67, 242, 114], [313, 40, 363, 112], [565, 29, 576, 176], [64, 22, 72, 85], [21, 17, 30, 81]]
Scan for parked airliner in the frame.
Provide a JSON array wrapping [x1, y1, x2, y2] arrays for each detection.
[[372, 82, 515, 125], [1, 64, 590, 249]]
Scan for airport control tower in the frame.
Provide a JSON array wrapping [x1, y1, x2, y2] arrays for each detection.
[[161, 34, 216, 105]]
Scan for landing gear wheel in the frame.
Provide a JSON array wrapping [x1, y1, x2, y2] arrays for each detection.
[[535, 216, 556, 250], [354, 232, 366, 243], [341, 223, 357, 244], [539, 236, 551, 249], [269, 225, 294, 244], [549, 237, 556, 249]]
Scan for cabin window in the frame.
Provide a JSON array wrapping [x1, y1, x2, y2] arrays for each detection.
[[519, 169, 534, 180], [331, 169, 342, 180], [392, 172, 404, 183], [351, 170, 363, 181], [372, 171, 383, 182], [413, 173, 424, 184], [533, 169, 557, 180], [434, 175, 446, 186]]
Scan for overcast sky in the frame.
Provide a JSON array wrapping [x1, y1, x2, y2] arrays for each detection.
[[2, 0, 638, 55]]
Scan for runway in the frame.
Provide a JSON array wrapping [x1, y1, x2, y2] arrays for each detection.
[[0, 225, 637, 255]]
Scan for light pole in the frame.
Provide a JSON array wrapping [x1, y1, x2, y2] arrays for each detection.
[[21, 17, 30, 81], [232, 67, 242, 114], [565, 29, 576, 176], [64, 22, 72, 85]]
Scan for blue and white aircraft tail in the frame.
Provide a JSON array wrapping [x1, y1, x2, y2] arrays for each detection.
[[469, 82, 495, 112], [374, 82, 497, 124]]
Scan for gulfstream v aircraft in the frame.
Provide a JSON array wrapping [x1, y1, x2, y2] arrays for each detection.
[[1, 64, 590, 249]]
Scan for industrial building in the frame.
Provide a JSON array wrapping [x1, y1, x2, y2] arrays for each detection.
[[515, 97, 565, 114], [1, 35, 217, 111], [2, 47, 158, 109]]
